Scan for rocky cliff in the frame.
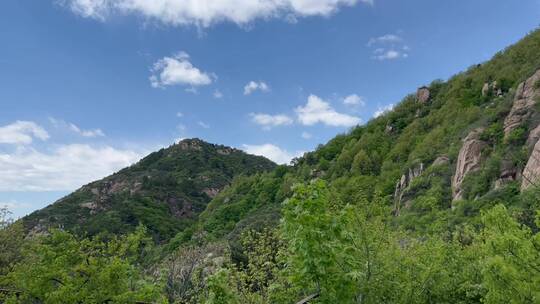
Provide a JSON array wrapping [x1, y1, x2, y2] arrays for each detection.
[[452, 128, 487, 201]]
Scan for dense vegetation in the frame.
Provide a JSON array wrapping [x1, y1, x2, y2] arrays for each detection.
[[2, 28, 540, 303], [23, 139, 276, 241]]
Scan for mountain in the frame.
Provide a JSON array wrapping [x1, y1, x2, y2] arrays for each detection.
[[23, 138, 276, 241], [193, 28, 540, 245], [6, 27, 540, 304], [23, 29, 540, 246]]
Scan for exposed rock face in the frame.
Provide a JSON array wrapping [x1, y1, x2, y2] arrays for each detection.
[[526, 124, 540, 149], [394, 163, 424, 215], [481, 81, 503, 97], [452, 128, 488, 201], [417, 87, 430, 104], [202, 188, 221, 198], [522, 139, 540, 190], [178, 138, 204, 151], [433, 156, 450, 166], [503, 69, 540, 137], [494, 159, 520, 190], [482, 83, 490, 97]]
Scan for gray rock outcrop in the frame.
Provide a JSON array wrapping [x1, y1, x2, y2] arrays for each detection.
[[417, 87, 430, 104], [433, 156, 450, 166], [494, 159, 520, 190], [452, 128, 488, 201], [482, 81, 503, 97], [526, 123, 540, 149], [522, 139, 540, 190], [394, 163, 424, 215], [503, 69, 540, 137]]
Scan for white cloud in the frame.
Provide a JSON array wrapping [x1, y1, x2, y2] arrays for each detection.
[[367, 34, 402, 47], [295, 94, 361, 127], [368, 33, 409, 61], [0, 200, 32, 211], [49, 118, 105, 138], [242, 143, 303, 165], [0, 144, 142, 191], [60, 0, 372, 27], [301, 131, 312, 139], [176, 112, 184, 117], [213, 90, 223, 99], [244, 81, 270, 95], [177, 124, 187, 132], [373, 49, 407, 61], [198, 121, 210, 129], [250, 113, 293, 130], [0, 121, 49, 145], [68, 123, 105, 138], [150, 52, 213, 88], [373, 103, 394, 118], [343, 94, 365, 106]]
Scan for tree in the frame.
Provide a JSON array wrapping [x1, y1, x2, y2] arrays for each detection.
[[0, 207, 25, 276], [1, 226, 164, 303], [480, 205, 540, 303]]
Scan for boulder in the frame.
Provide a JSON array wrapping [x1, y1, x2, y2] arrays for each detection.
[[417, 87, 430, 104], [452, 128, 488, 201], [503, 69, 540, 137], [526, 123, 540, 149], [481, 83, 490, 97], [522, 139, 540, 190], [393, 163, 424, 215], [482, 81, 503, 97], [494, 159, 520, 189], [433, 155, 450, 166]]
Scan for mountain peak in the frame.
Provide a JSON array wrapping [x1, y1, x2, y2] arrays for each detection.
[[24, 140, 276, 240]]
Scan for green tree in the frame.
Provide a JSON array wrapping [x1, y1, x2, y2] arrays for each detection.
[[1, 226, 164, 303], [480, 205, 540, 304]]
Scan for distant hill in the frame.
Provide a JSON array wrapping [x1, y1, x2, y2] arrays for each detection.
[[23, 138, 276, 241]]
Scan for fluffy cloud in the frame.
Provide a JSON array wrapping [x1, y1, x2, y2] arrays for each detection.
[[60, 0, 372, 27], [242, 143, 303, 165], [213, 90, 224, 99], [244, 81, 270, 95], [373, 48, 408, 60], [368, 33, 409, 61], [250, 113, 293, 129], [367, 34, 402, 47], [49, 118, 105, 138], [68, 123, 105, 137], [373, 103, 394, 118], [0, 144, 142, 191], [150, 52, 213, 88], [0, 121, 49, 145], [343, 94, 365, 106], [198, 121, 210, 129], [296, 94, 361, 127], [301, 131, 312, 139]]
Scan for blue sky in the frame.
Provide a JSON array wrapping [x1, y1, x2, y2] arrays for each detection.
[[1, 0, 540, 218]]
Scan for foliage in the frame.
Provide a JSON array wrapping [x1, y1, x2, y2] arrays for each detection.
[[0, 226, 164, 303], [479, 205, 540, 303]]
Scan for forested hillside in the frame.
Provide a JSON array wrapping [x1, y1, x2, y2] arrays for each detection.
[[2, 29, 540, 303], [23, 138, 276, 241]]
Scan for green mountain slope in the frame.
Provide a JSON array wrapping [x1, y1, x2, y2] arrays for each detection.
[[21, 28, 540, 250], [5, 27, 540, 304], [193, 29, 540, 246], [23, 138, 276, 241]]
